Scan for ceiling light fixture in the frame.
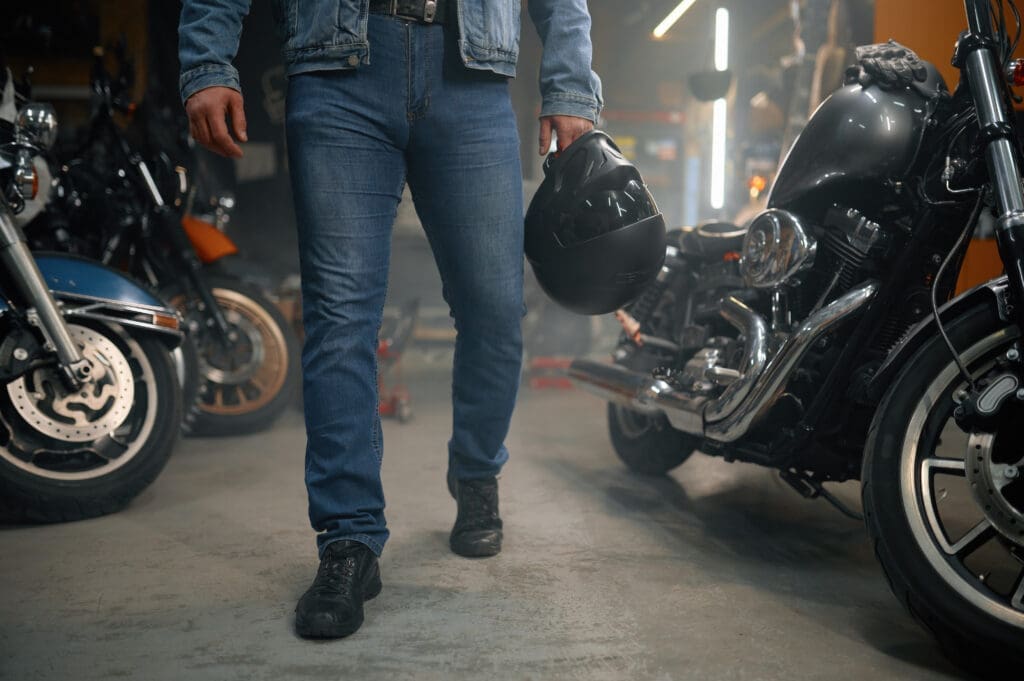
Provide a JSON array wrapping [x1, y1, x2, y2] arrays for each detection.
[[652, 0, 700, 39]]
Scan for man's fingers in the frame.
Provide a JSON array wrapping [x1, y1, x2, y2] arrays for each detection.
[[191, 114, 212, 149], [538, 118, 552, 156], [228, 93, 248, 143], [184, 87, 246, 158], [556, 122, 573, 152], [208, 114, 243, 158], [554, 118, 594, 151]]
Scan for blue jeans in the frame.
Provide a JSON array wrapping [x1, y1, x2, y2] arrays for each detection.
[[286, 14, 524, 557]]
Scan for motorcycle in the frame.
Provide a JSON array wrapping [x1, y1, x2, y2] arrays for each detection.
[[0, 101, 183, 522], [28, 47, 300, 437], [570, 0, 1024, 674]]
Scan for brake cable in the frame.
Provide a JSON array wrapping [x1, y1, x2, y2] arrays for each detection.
[[930, 192, 986, 392]]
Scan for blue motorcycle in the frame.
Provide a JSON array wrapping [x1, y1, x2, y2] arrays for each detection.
[[0, 102, 183, 522]]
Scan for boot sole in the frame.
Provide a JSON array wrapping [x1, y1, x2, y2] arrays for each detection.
[[450, 531, 502, 558], [295, 573, 383, 639]]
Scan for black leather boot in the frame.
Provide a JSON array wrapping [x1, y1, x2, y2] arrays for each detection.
[[295, 540, 382, 639], [449, 476, 503, 557]]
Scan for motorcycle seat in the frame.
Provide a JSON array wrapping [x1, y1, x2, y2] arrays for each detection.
[[670, 222, 748, 259]]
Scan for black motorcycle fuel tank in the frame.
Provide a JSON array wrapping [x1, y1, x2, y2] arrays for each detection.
[[768, 73, 943, 209]]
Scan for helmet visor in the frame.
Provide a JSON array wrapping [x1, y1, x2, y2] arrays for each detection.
[[555, 179, 658, 248]]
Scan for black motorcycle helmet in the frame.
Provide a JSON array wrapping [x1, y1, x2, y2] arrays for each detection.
[[525, 130, 666, 315]]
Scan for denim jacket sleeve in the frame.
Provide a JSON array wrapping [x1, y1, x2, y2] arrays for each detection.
[[527, 0, 603, 123], [179, 0, 252, 104]]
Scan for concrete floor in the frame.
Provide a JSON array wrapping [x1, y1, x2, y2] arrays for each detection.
[[0, 231, 972, 681], [0, 366, 969, 681]]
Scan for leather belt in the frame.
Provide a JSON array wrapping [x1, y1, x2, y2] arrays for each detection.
[[368, 0, 451, 25]]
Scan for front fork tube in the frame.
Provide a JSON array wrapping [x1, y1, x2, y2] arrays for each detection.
[[0, 211, 89, 387], [157, 206, 233, 341], [963, 41, 1024, 326], [137, 158, 232, 341]]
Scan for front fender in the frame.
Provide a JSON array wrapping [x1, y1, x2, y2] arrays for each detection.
[[867, 276, 1010, 401], [35, 254, 166, 307], [0, 254, 183, 350]]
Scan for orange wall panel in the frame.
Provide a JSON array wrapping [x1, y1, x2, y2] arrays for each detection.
[[875, 0, 964, 88]]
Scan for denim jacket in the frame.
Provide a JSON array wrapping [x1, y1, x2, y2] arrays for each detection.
[[179, 0, 603, 122]]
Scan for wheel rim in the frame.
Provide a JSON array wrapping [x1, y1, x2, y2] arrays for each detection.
[[900, 325, 1024, 627], [0, 324, 158, 481], [177, 287, 289, 417]]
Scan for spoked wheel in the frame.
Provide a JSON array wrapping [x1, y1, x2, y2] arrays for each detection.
[[863, 303, 1024, 677], [0, 322, 182, 522], [170, 273, 299, 437]]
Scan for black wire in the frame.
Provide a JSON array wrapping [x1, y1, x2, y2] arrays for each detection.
[[1000, 0, 1010, 63], [1010, 0, 1022, 58], [931, 193, 986, 391], [993, 0, 1008, 62], [1009, 0, 1024, 102]]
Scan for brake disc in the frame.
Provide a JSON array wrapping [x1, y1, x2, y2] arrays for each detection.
[[7, 325, 134, 442], [966, 431, 1024, 546]]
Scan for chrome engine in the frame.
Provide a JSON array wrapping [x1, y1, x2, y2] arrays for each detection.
[[570, 204, 885, 443]]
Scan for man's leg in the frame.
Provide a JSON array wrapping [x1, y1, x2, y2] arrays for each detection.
[[285, 35, 413, 632], [287, 68, 406, 559], [405, 25, 525, 555]]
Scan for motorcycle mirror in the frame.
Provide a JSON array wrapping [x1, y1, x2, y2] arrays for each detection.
[[688, 70, 734, 102], [16, 103, 59, 150]]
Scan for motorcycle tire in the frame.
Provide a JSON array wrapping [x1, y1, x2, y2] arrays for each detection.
[[0, 322, 182, 523], [607, 403, 697, 475], [171, 273, 300, 437], [863, 301, 1024, 679]]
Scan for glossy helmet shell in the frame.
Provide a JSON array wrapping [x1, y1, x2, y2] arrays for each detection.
[[525, 131, 666, 315]]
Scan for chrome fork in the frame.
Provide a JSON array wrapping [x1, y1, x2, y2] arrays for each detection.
[[0, 209, 90, 386]]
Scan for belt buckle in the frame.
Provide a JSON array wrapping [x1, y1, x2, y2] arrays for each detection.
[[423, 0, 437, 22]]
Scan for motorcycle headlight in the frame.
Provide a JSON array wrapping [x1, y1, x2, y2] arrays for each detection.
[[739, 209, 817, 289]]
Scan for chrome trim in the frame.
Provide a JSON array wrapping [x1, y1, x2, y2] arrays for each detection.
[[965, 47, 1024, 224], [704, 297, 768, 423], [569, 281, 878, 442], [62, 310, 182, 338], [136, 160, 166, 208], [59, 295, 177, 319], [739, 209, 818, 289], [15, 103, 58, 150], [706, 282, 877, 442], [569, 360, 670, 416], [0, 212, 85, 368]]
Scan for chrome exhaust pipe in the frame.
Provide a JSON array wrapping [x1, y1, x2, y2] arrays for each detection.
[[569, 281, 879, 442], [706, 282, 878, 441]]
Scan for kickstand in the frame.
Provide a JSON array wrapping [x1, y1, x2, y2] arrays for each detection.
[[779, 468, 864, 522]]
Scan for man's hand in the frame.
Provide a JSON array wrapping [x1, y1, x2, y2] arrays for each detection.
[[185, 86, 248, 159], [539, 115, 594, 155]]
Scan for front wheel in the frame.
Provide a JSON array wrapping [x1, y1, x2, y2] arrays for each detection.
[[0, 323, 182, 522], [170, 274, 300, 437], [863, 302, 1024, 677]]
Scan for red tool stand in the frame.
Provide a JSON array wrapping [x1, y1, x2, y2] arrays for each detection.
[[378, 299, 420, 422]]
